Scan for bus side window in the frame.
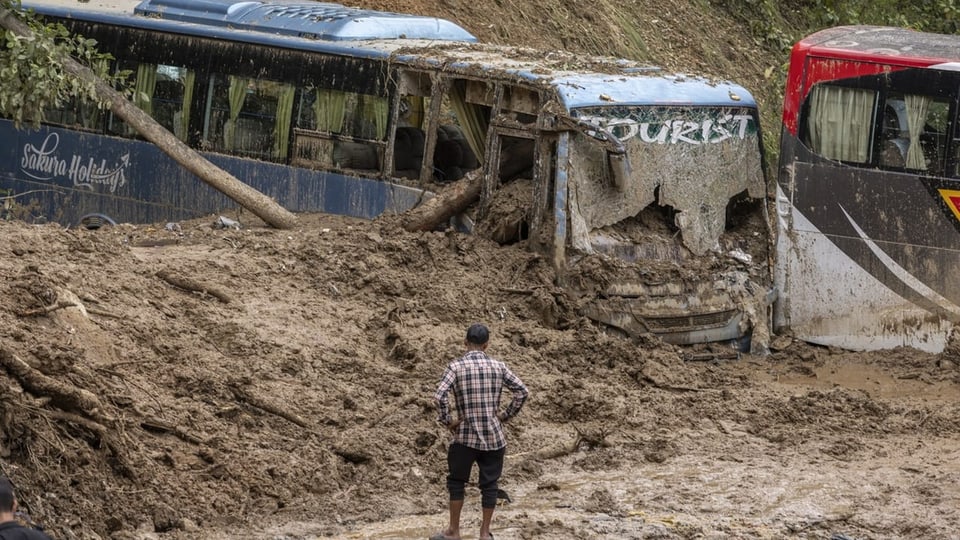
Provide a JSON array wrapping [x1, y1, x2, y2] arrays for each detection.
[[952, 113, 960, 178], [202, 74, 295, 162], [803, 84, 877, 164], [879, 102, 908, 168], [43, 97, 104, 132], [291, 87, 386, 172], [109, 63, 195, 142], [430, 79, 489, 183], [883, 92, 950, 175]]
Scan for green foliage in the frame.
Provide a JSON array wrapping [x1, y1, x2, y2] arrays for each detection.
[[803, 0, 960, 34], [0, 0, 124, 128]]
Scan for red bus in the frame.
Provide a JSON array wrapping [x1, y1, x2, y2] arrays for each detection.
[[775, 25, 960, 352]]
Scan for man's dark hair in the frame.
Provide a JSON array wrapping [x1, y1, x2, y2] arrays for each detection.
[[466, 323, 489, 345], [0, 477, 15, 513]]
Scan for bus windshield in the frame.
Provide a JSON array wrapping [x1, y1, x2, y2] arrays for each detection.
[[570, 105, 765, 256]]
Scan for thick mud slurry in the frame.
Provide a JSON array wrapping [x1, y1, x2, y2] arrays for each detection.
[[2, 215, 955, 540]]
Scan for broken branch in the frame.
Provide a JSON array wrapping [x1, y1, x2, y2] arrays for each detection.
[[156, 270, 233, 304]]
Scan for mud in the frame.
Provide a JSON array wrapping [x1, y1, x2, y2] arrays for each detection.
[[0, 214, 958, 540]]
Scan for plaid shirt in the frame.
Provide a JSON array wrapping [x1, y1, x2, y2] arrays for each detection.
[[434, 350, 528, 451]]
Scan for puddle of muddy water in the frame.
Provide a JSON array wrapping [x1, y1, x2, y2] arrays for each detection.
[[754, 360, 960, 402]]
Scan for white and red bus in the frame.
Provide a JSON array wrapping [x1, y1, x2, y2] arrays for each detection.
[[775, 25, 960, 352]]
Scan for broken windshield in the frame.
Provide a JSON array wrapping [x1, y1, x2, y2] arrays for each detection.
[[566, 105, 765, 256]]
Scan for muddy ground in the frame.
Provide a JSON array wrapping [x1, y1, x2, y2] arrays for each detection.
[[1, 212, 959, 540], [3, 0, 960, 539]]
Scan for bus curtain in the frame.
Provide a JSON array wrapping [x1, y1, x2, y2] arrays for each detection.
[[274, 84, 295, 159], [404, 96, 426, 129], [449, 81, 487, 161], [807, 85, 873, 163], [178, 70, 195, 142], [134, 63, 158, 117], [227, 75, 249, 152], [312, 88, 347, 133], [904, 94, 931, 171], [360, 94, 388, 140]]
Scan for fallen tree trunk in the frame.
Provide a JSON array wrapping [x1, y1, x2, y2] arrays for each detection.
[[0, 346, 113, 425], [0, 8, 299, 230], [402, 169, 481, 232]]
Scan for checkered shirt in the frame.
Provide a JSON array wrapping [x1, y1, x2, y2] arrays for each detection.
[[434, 350, 529, 451]]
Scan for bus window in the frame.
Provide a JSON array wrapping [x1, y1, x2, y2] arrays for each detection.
[[44, 96, 104, 132], [879, 101, 908, 168], [804, 84, 877, 164], [203, 74, 295, 162], [952, 110, 960, 178], [291, 87, 386, 172], [430, 79, 488, 183], [391, 70, 431, 180], [111, 63, 195, 142], [883, 93, 950, 173]]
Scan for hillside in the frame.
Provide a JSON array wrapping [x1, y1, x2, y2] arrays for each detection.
[[3, 1, 960, 540]]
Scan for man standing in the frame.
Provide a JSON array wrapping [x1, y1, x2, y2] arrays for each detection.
[[432, 323, 529, 540], [0, 478, 53, 540]]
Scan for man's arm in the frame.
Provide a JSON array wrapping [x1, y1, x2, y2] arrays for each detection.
[[499, 368, 528, 422], [433, 365, 456, 426]]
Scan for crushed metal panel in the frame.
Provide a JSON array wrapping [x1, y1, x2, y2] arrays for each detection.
[[502, 86, 539, 115], [465, 80, 496, 106]]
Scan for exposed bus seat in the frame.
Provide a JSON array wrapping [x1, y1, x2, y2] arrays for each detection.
[[393, 126, 425, 178], [334, 140, 379, 170], [498, 138, 535, 181], [880, 137, 908, 168], [433, 124, 478, 182]]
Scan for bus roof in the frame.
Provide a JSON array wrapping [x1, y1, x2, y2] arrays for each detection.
[[134, 0, 478, 42], [21, 0, 757, 111], [796, 25, 960, 69]]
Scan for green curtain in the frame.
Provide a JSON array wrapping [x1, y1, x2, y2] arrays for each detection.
[[134, 63, 157, 116], [274, 83, 295, 159], [360, 94, 388, 140], [449, 81, 488, 160], [227, 76, 249, 151], [177, 69, 196, 142], [313, 88, 347, 133], [405, 95, 425, 129]]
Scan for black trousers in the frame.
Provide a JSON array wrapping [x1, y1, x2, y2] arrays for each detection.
[[446, 442, 506, 509]]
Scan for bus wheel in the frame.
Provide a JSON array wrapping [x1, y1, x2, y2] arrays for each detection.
[[78, 213, 117, 230]]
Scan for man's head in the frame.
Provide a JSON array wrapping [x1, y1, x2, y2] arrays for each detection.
[[0, 477, 16, 514], [465, 323, 489, 346]]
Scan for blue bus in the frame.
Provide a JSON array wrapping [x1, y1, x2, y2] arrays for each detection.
[[7, 0, 769, 348]]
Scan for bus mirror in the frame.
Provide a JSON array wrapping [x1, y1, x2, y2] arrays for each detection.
[[608, 151, 630, 190]]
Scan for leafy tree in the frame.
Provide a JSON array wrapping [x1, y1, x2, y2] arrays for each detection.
[[0, 0, 125, 127], [0, 0, 298, 228]]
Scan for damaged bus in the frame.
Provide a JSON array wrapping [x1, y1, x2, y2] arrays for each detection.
[[5, 0, 771, 349], [776, 26, 960, 353]]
